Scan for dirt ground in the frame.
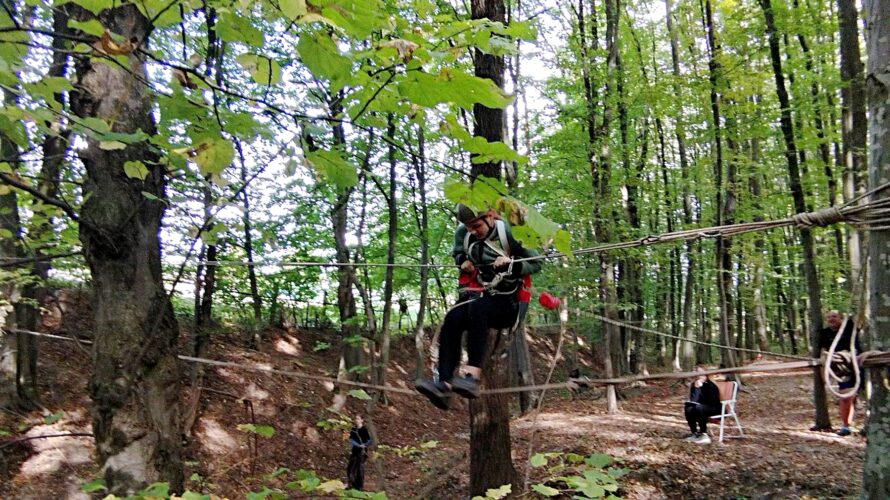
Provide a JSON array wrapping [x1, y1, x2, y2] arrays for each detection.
[[0, 325, 865, 499]]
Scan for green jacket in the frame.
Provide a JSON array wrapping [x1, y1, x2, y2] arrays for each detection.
[[452, 220, 543, 292]]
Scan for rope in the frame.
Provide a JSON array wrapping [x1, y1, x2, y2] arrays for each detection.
[[173, 183, 890, 271], [191, 260, 453, 269], [9, 326, 890, 397], [589, 314, 811, 360], [2, 328, 416, 396], [822, 316, 861, 398], [522, 300, 568, 491]]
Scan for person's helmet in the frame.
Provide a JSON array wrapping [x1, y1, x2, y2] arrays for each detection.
[[456, 203, 487, 224]]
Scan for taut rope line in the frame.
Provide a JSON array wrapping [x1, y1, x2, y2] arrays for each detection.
[[178, 182, 890, 271], [7, 327, 890, 396]]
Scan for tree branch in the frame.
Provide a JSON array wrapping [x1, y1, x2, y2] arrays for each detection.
[[0, 172, 79, 222]]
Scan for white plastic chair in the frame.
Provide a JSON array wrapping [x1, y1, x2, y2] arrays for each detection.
[[708, 380, 744, 443]]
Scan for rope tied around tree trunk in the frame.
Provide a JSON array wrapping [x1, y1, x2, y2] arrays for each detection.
[[792, 206, 847, 228]]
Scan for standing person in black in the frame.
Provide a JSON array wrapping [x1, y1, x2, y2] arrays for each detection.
[[683, 366, 721, 444], [817, 310, 861, 436], [346, 415, 372, 490]]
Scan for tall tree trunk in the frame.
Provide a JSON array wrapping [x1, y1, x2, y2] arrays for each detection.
[[862, 0, 890, 492], [759, 0, 831, 429], [355, 174, 377, 332], [69, 4, 182, 493], [665, 0, 697, 370], [0, 2, 40, 409], [750, 150, 770, 353], [795, 17, 845, 261], [0, 89, 26, 409], [374, 115, 397, 394], [236, 141, 262, 323], [837, 0, 868, 317], [703, 0, 738, 372], [329, 95, 362, 381], [410, 125, 430, 380], [468, 0, 516, 494], [470, 0, 506, 181]]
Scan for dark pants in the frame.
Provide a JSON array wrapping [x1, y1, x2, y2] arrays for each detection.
[[685, 402, 719, 434], [438, 293, 518, 383], [347, 448, 366, 490]]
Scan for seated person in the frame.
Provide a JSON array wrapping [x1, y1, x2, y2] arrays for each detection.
[[684, 366, 721, 444]]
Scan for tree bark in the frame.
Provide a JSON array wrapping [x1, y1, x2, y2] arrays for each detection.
[[410, 125, 430, 380], [468, 1, 516, 492], [329, 96, 362, 380], [470, 0, 506, 180], [837, 0, 868, 317], [236, 141, 262, 323], [703, 0, 738, 372], [373, 115, 398, 394], [759, 0, 831, 428], [862, 0, 890, 493], [69, 4, 183, 493]]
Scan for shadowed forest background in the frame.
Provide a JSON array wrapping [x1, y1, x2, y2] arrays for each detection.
[[1, 0, 889, 498]]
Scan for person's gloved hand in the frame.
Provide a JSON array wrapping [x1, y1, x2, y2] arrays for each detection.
[[493, 256, 511, 269]]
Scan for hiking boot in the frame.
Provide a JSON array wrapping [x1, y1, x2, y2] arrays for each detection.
[[836, 427, 852, 437], [694, 434, 712, 444], [451, 374, 481, 399], [415, 379, 451, 410]]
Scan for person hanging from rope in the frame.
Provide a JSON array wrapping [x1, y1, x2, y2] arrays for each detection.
[[346, 414, 372, 490], [817, 310, 861, 436], [415, 203, 543, 409], [683, 366, 721, 444]]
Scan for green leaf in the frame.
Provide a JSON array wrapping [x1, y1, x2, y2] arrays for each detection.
[[123, 161, 149, 180], [400, 70, 513, 110], [347, 389, 372, 400], [313, 0, 389, 38], [280, 0, 307, 19], [531, 483, 560, 497], [138, 482, 170, 497], [552, 229, 572, 258], [443, 177, 472, 205], [246, 487, 285, 500], [529, 453, 548, 467], [64, 0, 115, 15], [67, 18, 105, 37], [193, 137, 234, 175], [419, 440, 438, 449], [304, 149, 358, 189], [316, 479, 346, 493], [79, 478, 106, 493], [43, 411, 64, 425], [78, 116, 111, 134], [141, 191, 164, 202], [136, 0, 185, 27], [180, 492, 210, 500], [566, 452, 585, 463], [215, 11, 263, 47], [98, 140, 127, 151], [483, 484, 511, 499], [236, 54, 281, 85], [237, 423, 275, 438], [297, 32, 352, 88], [585, 453, 613, 468]]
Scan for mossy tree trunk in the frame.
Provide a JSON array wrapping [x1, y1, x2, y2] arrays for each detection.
[[69, 4, 183, 494]]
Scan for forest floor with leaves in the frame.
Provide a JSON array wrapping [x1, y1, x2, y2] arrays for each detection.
[[0, 315, 866, 499]]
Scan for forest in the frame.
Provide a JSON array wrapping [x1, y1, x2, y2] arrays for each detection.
[[0, 0, 889, 498]]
